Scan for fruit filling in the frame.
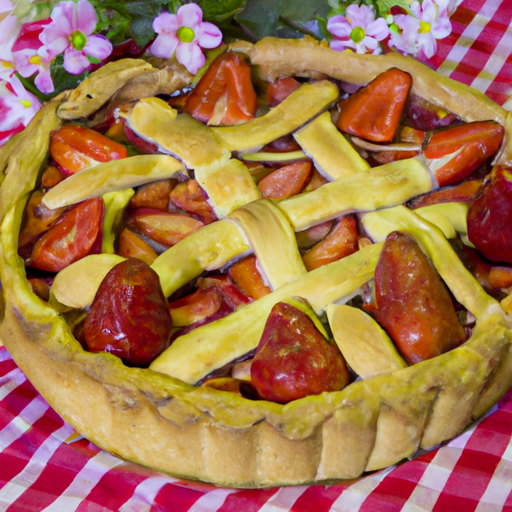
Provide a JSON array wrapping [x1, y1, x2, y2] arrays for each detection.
[[18, 51, 510, 405]]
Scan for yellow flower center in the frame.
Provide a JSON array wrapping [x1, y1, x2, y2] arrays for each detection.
[[69, 30, 87, 51], [19, 99, 32, 108], [177, 26, 195, 43], [29, 55, 42, 66], [419, 20, 431, 33], [1, 60, 13, 69]]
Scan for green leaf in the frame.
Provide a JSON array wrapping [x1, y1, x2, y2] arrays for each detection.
[[196, 0, 246, 23], [375, 0, 409, 17], [87, 56, 102, 64], [234, 0, 280, 40], [122, 0, 169, 17], [167, 0, 182, 14], [280, 0, 331, 23], [235, 0, 329, 41], [105, 16, 132, 45], [129, 17, 156, 48], [50, 55, 90, 96]]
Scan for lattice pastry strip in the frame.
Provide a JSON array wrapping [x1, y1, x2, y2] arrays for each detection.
[[43, 154, 185, 209], [150, 242, 383, 384], [293, 111, 370, 180], [210, 80, 339, 151], [228, 200, 306, 290]]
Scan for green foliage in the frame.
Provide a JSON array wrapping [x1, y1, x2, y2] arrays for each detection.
[[196, 0, 246, 22], [90, 0, 170, 46], [375, 0, 410, 16], [234, 0, 330, 41], [50, 54, 90, 95]]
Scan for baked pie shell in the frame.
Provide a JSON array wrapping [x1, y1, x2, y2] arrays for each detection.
[[0, 37, 511, 488]]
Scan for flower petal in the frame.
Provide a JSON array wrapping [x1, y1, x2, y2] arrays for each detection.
[[421, 0, 437, 22], [83, 34, 113, 60], [417, 33, 436, 58], [346, 4, 375, 28], [39, 22, 70, 56], [329, 39, 356, 52], [366, 18, 390, 41], [177, 3, 203, 29], [0, 63, 14, 81], [0, 15, 20, 61], [0, 76, 41, 130], [435, 0, 451, 14], [63, 47, 90, 74], [12, 49, 37, 77], [153, 12, 179, 35], [149, 33, 179, 59], [195, 22, 222, 49], [361, 36, 379, 51], [76, 0, 98, 36], [432, 17, 452, 39], [176, 41, 205, 75], [327, 16, 352, 39], [0, 0, 13, 15], [0, 96, 25, 131], [34, 69, 54, 94], [50, 1, 76, 36], [10, 74, 27, 98]]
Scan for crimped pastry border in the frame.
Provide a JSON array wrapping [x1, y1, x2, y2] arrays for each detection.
[[0, 42, 512, 487]]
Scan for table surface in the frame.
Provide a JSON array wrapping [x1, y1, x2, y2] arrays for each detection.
[[1, 0, 512, 510]]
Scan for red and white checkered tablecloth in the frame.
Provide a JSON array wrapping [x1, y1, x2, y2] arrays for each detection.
[[1, 0, 512, 510]]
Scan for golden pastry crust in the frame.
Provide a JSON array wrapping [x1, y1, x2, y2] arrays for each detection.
[[234, 37, 512, 165], [1, 46, 512, 488]]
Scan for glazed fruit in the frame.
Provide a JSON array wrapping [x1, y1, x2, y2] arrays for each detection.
[[403, 94, 460, 130], [336, 67, 412, 142], [28, 198, 103, 273], [184, 52, 257, 125], [83, 258, 172, 365], [467, 166, 512, 264], [373, 231, 467, 364], [50, 124, 127, 175], [424, 121, 504, 186], [251, 301, 350, 403]]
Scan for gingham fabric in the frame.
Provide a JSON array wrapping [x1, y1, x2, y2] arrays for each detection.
[[1, 0, 512, 510]]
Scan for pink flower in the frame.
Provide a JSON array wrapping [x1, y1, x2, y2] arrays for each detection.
[[327, 5, 389, 55], [40, 0, 112, 75], [0, 11, 21, 75], [410, 0, 452, 58], [12, 18, 52, 52], [0, 75, 41, 133], [150, 4, 222, 75], [388, 0, 452, 58], [14, 46, 54, 94], [388, 13, 421, 55]]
